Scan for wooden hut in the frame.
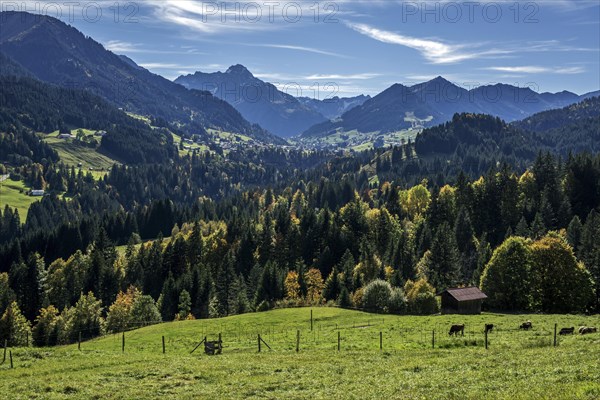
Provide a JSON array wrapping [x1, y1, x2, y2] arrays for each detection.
[[437, 287, 487, 315]]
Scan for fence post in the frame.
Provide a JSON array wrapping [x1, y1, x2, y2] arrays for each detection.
[[78, 332, 81, 351], [310, 310, 313, 331], [258, 334, 261, 353], [162, 336, 166, 354], [485, 327, 488, 350], [380, 331, 383, 350], [296, 330, 300, 352], [218, 333, 222, 353], [554, 324, 557, 347], [3, 340, 7, 363], [432, 330, 435, 349], [9, 350, 13, 369], [122, 332, 125, 353], [338, 331, 340, 352]]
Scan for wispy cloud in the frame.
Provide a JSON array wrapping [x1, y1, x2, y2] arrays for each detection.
[[104, 40, 205, 55], [486, 66, 586, 74], [345, 22, 508, 64], [305, 73, 380, 80], [256, 44, 350, 58]]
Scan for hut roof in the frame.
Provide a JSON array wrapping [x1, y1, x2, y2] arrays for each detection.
[[437, 287, 488, 302]]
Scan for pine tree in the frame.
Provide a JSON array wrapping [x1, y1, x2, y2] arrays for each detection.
[[530, 212, 547, 239], [159, 274, 178, 321], [322, 268, 341, 302], [429, 223, 461, 290], [515, 217, 530, 238], [566, 216, 583, 252]]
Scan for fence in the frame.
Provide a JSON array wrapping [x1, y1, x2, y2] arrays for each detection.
[[2, 311, 598, 369], [66, 315, 598, 355]]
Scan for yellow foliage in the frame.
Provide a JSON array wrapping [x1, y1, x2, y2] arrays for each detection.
[[404, 278, 436, 302], [384, 266, 394, 281], [401, 182, 431, 219], [304, 268, 324, 304], [284, 271, 301, 300]]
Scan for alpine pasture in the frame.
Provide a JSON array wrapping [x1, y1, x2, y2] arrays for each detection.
[[1, 308, 599, 399]]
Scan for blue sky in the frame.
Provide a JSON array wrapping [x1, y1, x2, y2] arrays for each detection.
[[11, 1, 600, 98]]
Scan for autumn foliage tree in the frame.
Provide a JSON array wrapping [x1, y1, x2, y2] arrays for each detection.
[[529, 233, 595, 313]]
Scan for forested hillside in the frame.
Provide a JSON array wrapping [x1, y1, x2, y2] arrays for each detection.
[[513, 96, 600, 132], [1, 151, 599, 345], [0, 75, 176, 164]]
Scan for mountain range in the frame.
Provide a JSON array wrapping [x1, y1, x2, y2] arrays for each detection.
[[301, 76, 599, 138], [1, 11, 598, 149], [175, 65, 326, 138], [0, 11, 282, 145], [297, 95, 371, 120]]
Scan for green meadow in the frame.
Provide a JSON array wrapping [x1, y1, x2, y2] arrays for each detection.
[[0, 178, 38, 219], [43, 131, 118, 176], [1, 308, 599, 399]]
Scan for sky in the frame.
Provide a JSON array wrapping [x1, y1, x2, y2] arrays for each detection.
[[6, 0, 600, 98]]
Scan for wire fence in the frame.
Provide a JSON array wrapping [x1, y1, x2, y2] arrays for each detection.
[[63, 316, 599, 356], [2, 311, 599, 369]]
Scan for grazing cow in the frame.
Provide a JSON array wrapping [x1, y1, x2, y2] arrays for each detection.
[[579, 326, 597, 335], [559, 327, 574, 335], [485, 324, 494, 334], [519, 321, 533, 330], [449, 324, 465, 336]]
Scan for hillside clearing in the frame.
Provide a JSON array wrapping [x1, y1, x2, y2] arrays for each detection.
[[1, 308, 598, 399], [43, 131, 118, 177], [0, 178, 38, 219]]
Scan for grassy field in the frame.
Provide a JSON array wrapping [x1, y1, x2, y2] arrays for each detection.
[[171, 132, 210, 157], [0, 178, 38, 219], [1, 308, 599, 399], [43, 131, 118, 178]]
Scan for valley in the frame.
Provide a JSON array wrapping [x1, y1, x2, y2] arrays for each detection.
[[0, 6, 598, 400]]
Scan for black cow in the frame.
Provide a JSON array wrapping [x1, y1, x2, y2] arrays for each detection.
[[449, 324, 465, 336], [519, 321, 533, 330], [559, 327, 574, 335], [485, 324, 494, 334]]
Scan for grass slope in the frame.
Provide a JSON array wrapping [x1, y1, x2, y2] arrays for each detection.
[[1, 308, 599, 399], [0, 178, 38, 219], [44, 131, 119, 178]]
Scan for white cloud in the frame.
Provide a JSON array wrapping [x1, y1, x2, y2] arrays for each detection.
[[305, 73, 380, 80], [254, 44, 349, 59], [104, 40, 138, 53], [345, 22, 509, 64], [103, 40, 205, 55], [486, 66, 586, 74]]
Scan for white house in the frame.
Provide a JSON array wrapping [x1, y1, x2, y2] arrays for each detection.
[[30, 189, 45, 196], [94, 130, 107, 137], [58, 133, 74, 139]]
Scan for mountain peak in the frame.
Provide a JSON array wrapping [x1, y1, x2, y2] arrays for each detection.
[[424, 76, 454, 86], [225, 64, 253, 77]]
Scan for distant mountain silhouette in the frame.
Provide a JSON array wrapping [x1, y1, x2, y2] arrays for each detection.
[[302, 77, 596, 138], [176, 65, 326, 138], [297, 95, 371, 120]]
